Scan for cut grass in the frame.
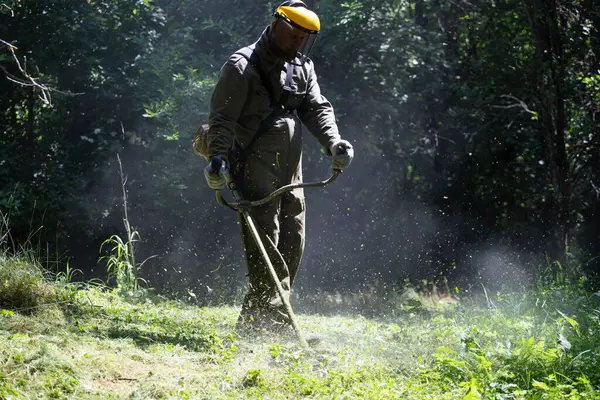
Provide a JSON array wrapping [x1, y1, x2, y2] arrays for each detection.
[[0, 253, 60, 313], [1, 255, 599, 399]]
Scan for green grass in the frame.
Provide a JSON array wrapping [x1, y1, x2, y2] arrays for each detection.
[[1, 255, 599, 399]]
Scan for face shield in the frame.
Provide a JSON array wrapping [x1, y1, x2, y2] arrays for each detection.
[[273, 5, 320, 64]]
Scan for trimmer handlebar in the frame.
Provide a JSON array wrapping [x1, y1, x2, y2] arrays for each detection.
[[211, 155, 341, 212]]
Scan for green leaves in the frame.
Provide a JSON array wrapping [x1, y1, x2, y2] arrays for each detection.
[[557, 309, 580, 336], [99, 232, 144, 293], [462, 379, 482, 400]]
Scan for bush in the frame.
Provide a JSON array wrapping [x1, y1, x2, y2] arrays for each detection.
[[0, 253, 58, 313]]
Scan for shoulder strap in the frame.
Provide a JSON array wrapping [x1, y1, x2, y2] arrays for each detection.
[[234, 46, 298, 110], [234, 47, 276, 107], [279, 62, 294, 108], [230, 47, 299, 158]]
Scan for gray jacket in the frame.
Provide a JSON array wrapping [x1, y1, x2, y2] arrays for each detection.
[[206, 26, 341, 160]]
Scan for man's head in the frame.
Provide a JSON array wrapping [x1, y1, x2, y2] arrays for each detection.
[[269, 1, 320, 63]]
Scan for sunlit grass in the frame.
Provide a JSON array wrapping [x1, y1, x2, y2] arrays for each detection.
[[0, 252, 59, 313], [1, 254, 599, 399]]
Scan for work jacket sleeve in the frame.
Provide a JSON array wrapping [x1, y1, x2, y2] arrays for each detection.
[[297, 61, 341, 154], [207, 57, 248, 159]]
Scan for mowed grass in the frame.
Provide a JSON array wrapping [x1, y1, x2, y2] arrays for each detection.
[[1, 253, 600, 399]]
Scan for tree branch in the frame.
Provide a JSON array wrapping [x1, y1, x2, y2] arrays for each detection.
[[0, 2, 14, 16], [1, 38, 54, 105], [491, 94, 537, 115], [0, 38, 16, 50], [592, 181, 600, 200], [1, 38, 84, 105], [448, 0, 478, 11]]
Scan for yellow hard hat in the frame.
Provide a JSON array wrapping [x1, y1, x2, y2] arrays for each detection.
[[273, 1, 320, 34], [272, 1, 320, 63]]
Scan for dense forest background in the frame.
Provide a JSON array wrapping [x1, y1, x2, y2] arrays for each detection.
[[1, 0, 599, 307]]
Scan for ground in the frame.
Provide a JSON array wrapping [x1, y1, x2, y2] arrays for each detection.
[[1, 282, 599, 399]]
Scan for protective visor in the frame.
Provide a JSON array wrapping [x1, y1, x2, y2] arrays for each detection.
[[274, 5, 320, 63]]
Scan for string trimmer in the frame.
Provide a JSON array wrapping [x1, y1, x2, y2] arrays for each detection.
[[210, 152, 344, 349]]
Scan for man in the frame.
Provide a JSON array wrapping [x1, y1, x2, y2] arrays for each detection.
[[203, 0, 354, 335]]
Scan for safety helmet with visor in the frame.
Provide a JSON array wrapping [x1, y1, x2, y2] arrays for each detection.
[[272, 1, 320, 64]]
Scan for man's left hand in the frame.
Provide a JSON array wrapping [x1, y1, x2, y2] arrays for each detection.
[[204, 156, 228, 190], [330, 140, 354, 171]]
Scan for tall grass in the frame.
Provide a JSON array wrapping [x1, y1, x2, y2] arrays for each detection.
[[0, 212, 61, 313]]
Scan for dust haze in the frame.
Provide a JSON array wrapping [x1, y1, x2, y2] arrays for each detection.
[[69, 1, 552, 316], [76, 117, 541, 319]]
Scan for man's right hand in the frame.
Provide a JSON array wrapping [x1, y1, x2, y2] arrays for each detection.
[[204, 157, 227, 190], [330, 140, 354, 171]]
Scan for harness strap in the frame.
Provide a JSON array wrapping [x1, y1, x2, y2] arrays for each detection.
[[229, 47, 299, 182]]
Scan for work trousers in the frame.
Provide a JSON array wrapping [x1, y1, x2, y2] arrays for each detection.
[[234, 117, 305, 332]]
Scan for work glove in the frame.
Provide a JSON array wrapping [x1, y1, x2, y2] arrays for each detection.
[[204, 156, 227, 190], [330, 140, 354, 171]]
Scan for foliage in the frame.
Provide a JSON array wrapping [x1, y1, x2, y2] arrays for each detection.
[[0, 0, 599, 294]]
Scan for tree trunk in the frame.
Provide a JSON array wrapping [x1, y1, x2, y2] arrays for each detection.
[[524, 0, 570, 268]]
